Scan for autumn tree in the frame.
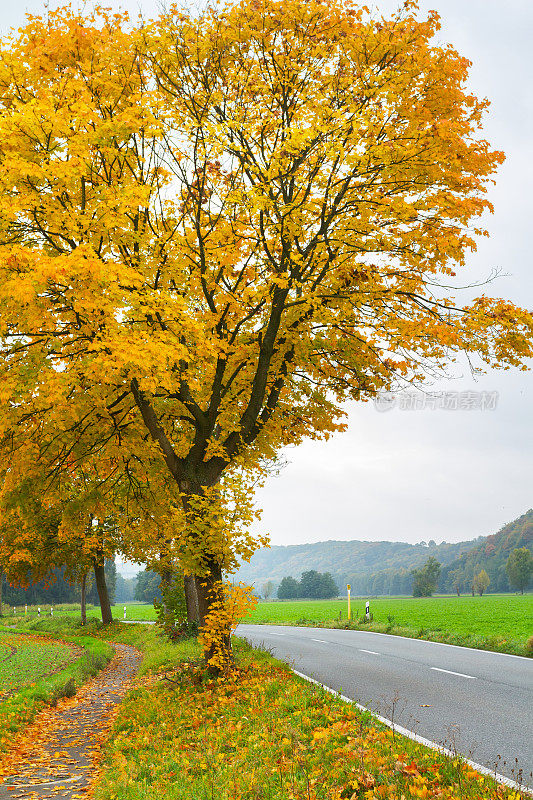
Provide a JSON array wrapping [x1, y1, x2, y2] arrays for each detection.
[[261, 580, 275, 600], [0, 456, 133, 624], [1, 1, 532, 665], [473, 568, 490, 596], [450, 569, 463, 596]]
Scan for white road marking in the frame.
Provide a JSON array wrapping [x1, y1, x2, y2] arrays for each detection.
[[431, 667, 477, 679], [359, 649, 379, 655], [266, 632, 285, 636], [311, 638, 328, 643]]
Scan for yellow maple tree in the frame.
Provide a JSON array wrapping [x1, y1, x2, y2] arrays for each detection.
[[0, 1, 531, 664]]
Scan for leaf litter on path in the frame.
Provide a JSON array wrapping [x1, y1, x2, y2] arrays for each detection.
[[0, 643, 141, 800]]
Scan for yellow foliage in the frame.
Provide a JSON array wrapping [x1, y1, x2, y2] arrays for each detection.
[[0, 0, 532, 654], [198, 581, 258, 672]]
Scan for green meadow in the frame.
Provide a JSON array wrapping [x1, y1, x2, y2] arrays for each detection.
[[245, 593, 533, 655], [10, 593, 532, 656]]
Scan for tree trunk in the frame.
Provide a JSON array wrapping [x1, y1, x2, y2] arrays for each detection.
[[93, 552, 113, 625], [194, 562, 232, 671], [179, 484, 233, 672], [160, 565, 173, 612], [184, 573, 200, 623], [0, 571, 3, 618], [80, 573, 87, 626]]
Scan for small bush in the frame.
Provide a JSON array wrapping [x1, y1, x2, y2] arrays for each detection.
[[526, 635, 533, 656]]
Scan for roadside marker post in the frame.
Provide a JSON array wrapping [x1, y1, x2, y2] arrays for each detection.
[[365, 600, 370, 621], [50, 607, 53, 617], [347, 584, 351, 620], [25, 605, 27, 615], [38, 607, 41, 617], [13, 607, 15, 615], [124, 606, 126, 620]]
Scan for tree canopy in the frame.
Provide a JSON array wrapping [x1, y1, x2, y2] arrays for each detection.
[[277, 571, 338, 599], [412, 557, 441, 597], [505, 548, 533, 594], [1, 0, 532, 665]]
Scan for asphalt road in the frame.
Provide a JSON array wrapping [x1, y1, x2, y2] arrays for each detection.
[[236, 624, 533, 789]]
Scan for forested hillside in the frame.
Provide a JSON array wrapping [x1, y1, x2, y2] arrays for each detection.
[[236, 510, 533, 596], [440, 509, 533, 593], [235, 537, 483, 596]]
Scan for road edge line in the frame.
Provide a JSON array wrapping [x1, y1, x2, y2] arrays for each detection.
[[240, 624, 532, 662], [291, 668, 532, 797]]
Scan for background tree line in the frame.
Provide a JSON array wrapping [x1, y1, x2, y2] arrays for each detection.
[[0, 561, 117, 609], [277, 571, 339, 600]]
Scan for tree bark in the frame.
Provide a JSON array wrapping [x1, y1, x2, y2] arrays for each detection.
[[184, 573, 200, 623], [194, 561, 232, 671], [93, 552, 113, 625], [80, 572, 87, 626], [0, 571, 3, 618]]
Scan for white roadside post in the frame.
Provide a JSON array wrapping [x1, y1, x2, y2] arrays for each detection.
[[25, 605, 27, 615], [38, 607, 41, 617], [13, 607, 15, 615], [124, 606, 126, 620], [365, 600, 370, 621], [50, 607, 53, 617]]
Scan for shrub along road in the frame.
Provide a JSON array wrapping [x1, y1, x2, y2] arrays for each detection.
[[237, 623, 533, 789]]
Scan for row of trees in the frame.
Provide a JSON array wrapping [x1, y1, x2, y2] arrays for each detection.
[[411, 548, 532, 598], [1, 0, 532, 670], [333, 542, 533, 598], [277, 571, 338, 600], [0, 561, 117, 611]]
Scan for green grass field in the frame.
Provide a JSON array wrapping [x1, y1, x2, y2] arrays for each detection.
[[244, 594, 533, 654], [246, 593, 532, 636], [9, 593, 532, 655], [3, 601, 157, 623], [0, 631, 77, 699], [0, 624, 114, 749]]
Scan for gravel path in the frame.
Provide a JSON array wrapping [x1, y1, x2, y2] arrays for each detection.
[[0, 643, 141, 799]]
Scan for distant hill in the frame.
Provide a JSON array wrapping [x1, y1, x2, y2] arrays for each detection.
[[234, 536, 483, 596], [440, 509, 533, 594]]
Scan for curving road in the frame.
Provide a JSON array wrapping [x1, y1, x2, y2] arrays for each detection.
[[237, 624, 533, 789]]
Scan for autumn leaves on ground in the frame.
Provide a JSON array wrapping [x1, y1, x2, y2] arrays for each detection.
[[0, 619, 527, 800], [0, 0, 532, 797], [0, 630, 138, 800]]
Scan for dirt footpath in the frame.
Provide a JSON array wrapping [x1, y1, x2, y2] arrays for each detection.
[[0, 643, 141, 799]]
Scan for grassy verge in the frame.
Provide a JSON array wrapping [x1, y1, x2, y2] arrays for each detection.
[[281, 618, 532, 658], [0, 618, 114, 749], [92, 631, 528, 800]]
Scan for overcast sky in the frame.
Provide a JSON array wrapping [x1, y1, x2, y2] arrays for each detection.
[[2, 0, 532, 555]]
